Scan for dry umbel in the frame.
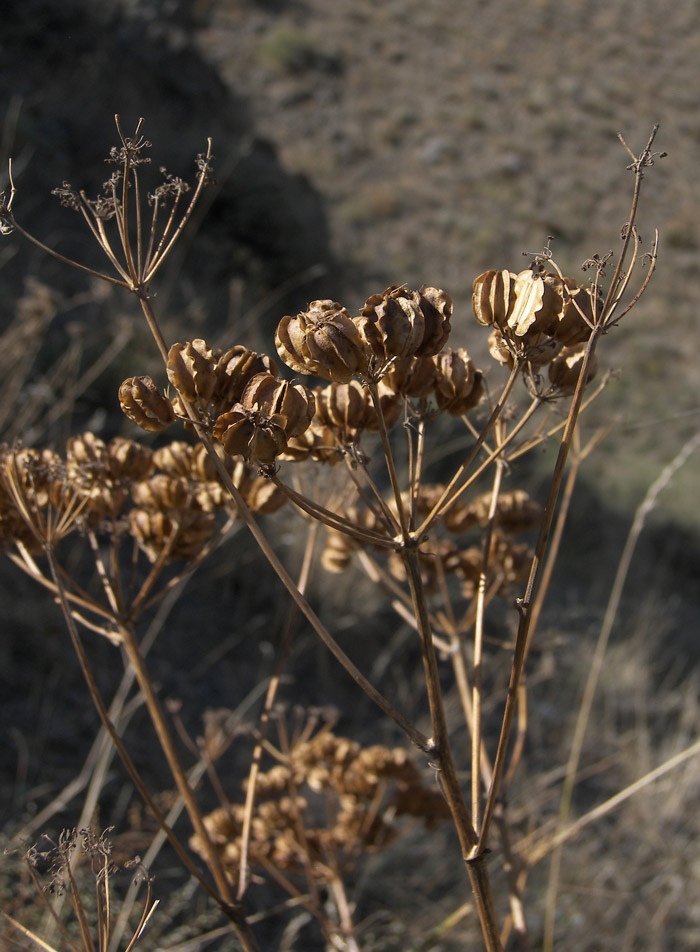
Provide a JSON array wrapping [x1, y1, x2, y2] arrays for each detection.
[[0, 119, 664, 952]]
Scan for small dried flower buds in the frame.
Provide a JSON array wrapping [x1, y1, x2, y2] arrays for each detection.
[[276, 300, 368, 382], [119, 376, 176, 432]]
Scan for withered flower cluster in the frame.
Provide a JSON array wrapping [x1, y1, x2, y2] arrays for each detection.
[[118, 285, 486, 468], [323, 486, 541, 600], [191, 727, 450, 883], [0, 434, 285, 562], [473, 267, 600, 392]]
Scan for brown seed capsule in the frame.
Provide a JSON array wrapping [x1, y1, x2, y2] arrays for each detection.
[[239, 373, 316, 439], [548, 344, 598, 394], [416, 287, 453, 356], [214, 346, 279, 411], [105, 438, 154, 481], [551, 278, 597, 345], [321, 528, 354, 574], [507, 270, 549, 337], [315, 380, 374, 433], [132, 473, 190, 510], [472, 270, 516, 329], [167, 339, 217, 404], [356, 286, 426, 362], [119, 376, 176, 432], [243, 476, 287, 515], [363, 382, 402, 432], [487, 328, 515, 368], [281, 422, 344, 464], [213, 407, 289, 464], [129, 507, 216, 562], [433, 348, 484, 416], [383, 354, 436, 398], [153, 442, 196, 479], [275, 300, 369, 383]]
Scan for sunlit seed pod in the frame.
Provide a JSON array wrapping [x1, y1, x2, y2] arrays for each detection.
[[433, 348, 484, 415], [167, 339, 217, 404], [415, 286, 453, 357], [507, 269, 549, 337], [275, 300, 369, 382], [66, 432, 107, 468], [214, 346, 279, 410], [552, 278, 597, 345], [315, 379, 373, 432], [356, 286, 426, 362], [131, 473, 189, 510], [243, 476, 287, 515], [472, 270, 516, 328], [320, 528, 354, 574], [383, 354, 436, 398], [487, 328, 515, 368], [280, 422, 344, 464], [213, 407, 289, 464], [105, 438, 153, 481], [119, 375, 176, 432], [548, 344, 598, 394], [129, 507, 216, 562], [239, 373, 316, 438], [194, 480, 228, 512], [153, 441, 195, 478]]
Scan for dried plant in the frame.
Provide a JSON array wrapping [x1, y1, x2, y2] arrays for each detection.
[[2, 828, 157, 952], [0, 118, 672, 951]]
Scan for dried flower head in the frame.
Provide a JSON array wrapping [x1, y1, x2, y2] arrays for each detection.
[[275, 300, 370, 382], [433, 347, 484, 415], [119, 375, 176, 432]]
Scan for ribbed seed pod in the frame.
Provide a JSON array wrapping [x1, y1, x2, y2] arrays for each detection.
[[356, 286, 426, 363], [383, 354, 436, 398], [213, 408, 289, 464], [472, 270, 516, 329], [153, 441, 195, 479], [105, 438, 153, 481], [487, 328, 515, 368], [551, 277, 597, 345], [433, 348, 484, 415], [66, 432, 106, 469], [507, 269, 549, 337], [275, 300, 369, 382], [129, 507, 216, 562], [119, 376, 176, 432], [363, 382, 402, 431], [167, 339, 217, 404], [132, 473, 189, 510], [214, 346, 279, 411], [239, 373, 316, 438], [549, 344, 598, 393], [415, 287, 453, 356], [243, 476, 287, 515], [315, 379, 374, 433], [280, 422, 344, 464], [321, 527, 355, 574]]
